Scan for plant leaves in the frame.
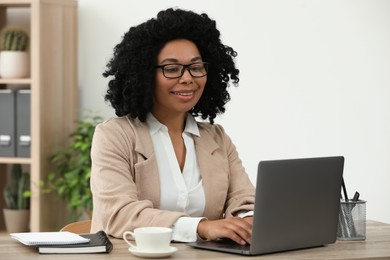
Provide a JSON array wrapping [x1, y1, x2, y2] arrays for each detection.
[[43, 112, 102, 220]]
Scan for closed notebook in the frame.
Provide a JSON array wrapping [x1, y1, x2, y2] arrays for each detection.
[[11, 231, 90, 246], [38, 231, 113, 254]]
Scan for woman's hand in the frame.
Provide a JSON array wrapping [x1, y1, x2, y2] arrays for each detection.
[[243, 216, 253, 225], [197, 217, 252, 245]]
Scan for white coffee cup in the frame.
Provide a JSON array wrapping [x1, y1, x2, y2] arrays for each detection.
[[123, 227, 173, 252]]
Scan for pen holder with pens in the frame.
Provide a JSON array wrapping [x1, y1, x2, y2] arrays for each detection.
[[337, 199, 366, 241]]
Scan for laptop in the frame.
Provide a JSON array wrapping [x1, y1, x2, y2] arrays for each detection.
[[187, 156, 344, 256]]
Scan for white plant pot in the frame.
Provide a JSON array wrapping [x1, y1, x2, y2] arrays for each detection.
[[3, 208, 30, 233], [0, 51, 30, 78]]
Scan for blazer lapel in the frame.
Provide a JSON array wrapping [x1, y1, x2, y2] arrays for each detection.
[[194, 128, 225, 219], [128, 117, 161, 208], [131, 118, 154, 159]]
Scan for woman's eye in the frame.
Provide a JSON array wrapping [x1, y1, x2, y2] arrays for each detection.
[[191, 65, 205, 72], [191, 66, 202, 72], [164, 66, 180, 73]]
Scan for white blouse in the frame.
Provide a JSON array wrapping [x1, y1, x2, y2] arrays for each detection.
[[146, 113, 205, 242]]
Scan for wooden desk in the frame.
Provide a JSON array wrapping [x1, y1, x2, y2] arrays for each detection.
[[0, 220, 389, 260]]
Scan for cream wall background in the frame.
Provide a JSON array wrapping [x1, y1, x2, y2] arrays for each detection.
[[78, 0, 390, 223]]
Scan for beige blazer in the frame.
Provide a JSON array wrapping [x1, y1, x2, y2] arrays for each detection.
[[90, 116, 255, 238]]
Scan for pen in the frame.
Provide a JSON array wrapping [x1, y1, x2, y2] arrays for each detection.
[[342, 178, 349, 201]]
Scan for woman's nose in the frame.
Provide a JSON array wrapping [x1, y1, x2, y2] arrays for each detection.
[[180, 68, 193, 84]]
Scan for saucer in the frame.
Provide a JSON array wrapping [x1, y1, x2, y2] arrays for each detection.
[[128, 246, 178, 258]]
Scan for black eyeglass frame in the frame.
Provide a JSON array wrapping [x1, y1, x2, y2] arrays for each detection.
[[156, 62, 209, 79]]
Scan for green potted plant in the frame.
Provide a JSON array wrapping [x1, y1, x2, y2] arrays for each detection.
[[45, 113, 102, 221], [2, 164, 30, 233], [0, 25, 29, 78]]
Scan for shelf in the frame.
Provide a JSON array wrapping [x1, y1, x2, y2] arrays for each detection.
[[0, 157, 31, 164], [0, 1, 30, 8], [0, 78, 31, 85], [0, 0, 78, 232]]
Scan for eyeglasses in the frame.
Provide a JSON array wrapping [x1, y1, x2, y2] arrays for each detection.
[[156, 62, 208, 79]]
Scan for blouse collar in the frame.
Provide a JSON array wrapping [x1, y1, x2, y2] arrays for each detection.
[[146, 113, 200, 137]]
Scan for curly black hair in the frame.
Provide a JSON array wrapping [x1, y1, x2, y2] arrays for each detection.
[[103, 8, 239, 124]]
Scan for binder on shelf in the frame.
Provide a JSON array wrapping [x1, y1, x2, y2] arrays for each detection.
[[0, 89, 16, 157], [16, 90, 31, 157]]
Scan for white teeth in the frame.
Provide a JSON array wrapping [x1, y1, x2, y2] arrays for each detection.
[[174, 92, 192, 96]]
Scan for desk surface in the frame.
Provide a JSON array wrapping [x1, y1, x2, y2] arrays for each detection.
[[1, 220, 389, 260]]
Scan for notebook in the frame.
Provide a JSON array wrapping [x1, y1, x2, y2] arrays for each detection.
[[38, 231, 113, 254], [10, 231, 90, 246], [188, 156, 344, 256]]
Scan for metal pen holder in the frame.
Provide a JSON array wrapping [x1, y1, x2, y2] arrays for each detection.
[[337, 199, 366, 241]]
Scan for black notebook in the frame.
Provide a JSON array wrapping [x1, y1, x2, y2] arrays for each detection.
[[38, 231, 113, 254]]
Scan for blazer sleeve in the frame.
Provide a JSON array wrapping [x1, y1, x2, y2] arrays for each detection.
[[90, 118, 186, 238], [197, 123, 255, 219]]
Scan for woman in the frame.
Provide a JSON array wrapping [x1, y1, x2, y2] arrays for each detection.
[[90, 8, 255, 245]]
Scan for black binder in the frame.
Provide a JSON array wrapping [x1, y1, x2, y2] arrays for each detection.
[[0, 89, 16, 157], [16, 90, 31, 157]]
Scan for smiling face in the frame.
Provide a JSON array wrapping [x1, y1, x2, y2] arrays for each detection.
[[153, 39, 207, 121]]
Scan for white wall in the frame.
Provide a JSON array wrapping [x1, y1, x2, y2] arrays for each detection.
[[78, 0, 390, 224]]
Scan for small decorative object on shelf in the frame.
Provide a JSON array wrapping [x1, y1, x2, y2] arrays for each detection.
[[0, 25, 30, 78], [2, 164, 31, 233]]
